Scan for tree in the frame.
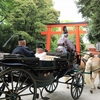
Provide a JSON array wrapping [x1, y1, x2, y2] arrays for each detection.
[[0, 0, 60, 52], [75, 0, 100, 43], [75, 0, 93, 18], [0, 0, 15, 22]]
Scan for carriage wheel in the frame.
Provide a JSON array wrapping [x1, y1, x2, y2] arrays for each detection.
[[44, 79, 58, 93], [71, 73, 84, 100], [0, 66, 6, 96], [0, 83, 5, 96], [0, 67, 37, 100]]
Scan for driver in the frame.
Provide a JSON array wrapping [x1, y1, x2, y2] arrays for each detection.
[[56, 26, 75, 53]]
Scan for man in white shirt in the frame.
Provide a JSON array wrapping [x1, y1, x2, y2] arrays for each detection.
[[35, 43, 59, 60], [35, 47, 46, 60]]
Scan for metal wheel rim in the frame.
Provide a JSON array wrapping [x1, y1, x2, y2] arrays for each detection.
[[44, 79, 58, 93], [71, 73, 84, 100], [0, 67, 37, 100]]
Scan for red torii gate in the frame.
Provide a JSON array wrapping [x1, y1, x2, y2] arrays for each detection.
[[41, 22, 88, 54]]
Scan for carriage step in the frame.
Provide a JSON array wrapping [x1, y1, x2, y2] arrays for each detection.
[[36, 93, 39, 99], [42, 97, 50, 100]]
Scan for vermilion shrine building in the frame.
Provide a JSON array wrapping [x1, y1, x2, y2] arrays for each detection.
[[41, 22, 88, 54]]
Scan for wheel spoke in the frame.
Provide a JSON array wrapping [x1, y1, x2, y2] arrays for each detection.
[[49, 83, 53, 91], [73, 87, 76, 96], [0, 96, 10, 100], [15, 71, 23, 93], [78, 88, 81, 97], [45, 80, 58, 93], [18, 84, 32, 94], [1, 77, 12, 94], [19, 93, 33, 97], [0, 90, 11, 96], [17, 76, 29, 92], [52, 83, 54, 90], [11, 72, 14, 93], [76, 88, 78, 98], [52, 83, 56, 89]]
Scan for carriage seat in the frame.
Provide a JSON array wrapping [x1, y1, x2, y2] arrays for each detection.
[[1, 53, 74, 69], [46, 52, 71, 60], [1, 54, 39, 67]]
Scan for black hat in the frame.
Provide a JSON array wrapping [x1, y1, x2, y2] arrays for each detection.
[[63, 26, 68, 34], [36, 42, 45, 49], [18, 34, 25, 41]]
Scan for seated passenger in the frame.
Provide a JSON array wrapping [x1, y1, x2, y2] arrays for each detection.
[[56, 26, 75, 53], [35, 45, 46, 60], [35, 42, 59, 60], [12, 34, 35, 57], [35, 43, 51, 76]]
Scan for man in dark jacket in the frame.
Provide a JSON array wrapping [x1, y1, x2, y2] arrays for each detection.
[[12, 34, 35, 57]]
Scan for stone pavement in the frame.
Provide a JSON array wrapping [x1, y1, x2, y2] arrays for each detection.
[[37, 77, 100, 100]]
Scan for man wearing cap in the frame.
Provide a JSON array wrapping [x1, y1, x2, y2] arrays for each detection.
[[56, 26, 75, 53], [12, 34, 35, 57], [35, 43, 47, 60]]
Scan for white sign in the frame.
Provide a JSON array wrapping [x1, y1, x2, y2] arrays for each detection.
[[96, 42, 100, 51]]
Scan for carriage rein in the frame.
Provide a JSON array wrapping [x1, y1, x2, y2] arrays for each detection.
[[81, 58, 87, 67]]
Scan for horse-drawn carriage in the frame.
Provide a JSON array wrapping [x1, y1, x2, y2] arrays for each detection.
[[0, 51, 84, 100]]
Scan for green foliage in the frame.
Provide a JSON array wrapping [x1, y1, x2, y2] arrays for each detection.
[[76, 0, 100, 44], [75, 0, 93, 18], [67, 34, 76, 45], [68, 34, 86, 52], [0, 0, 60, 52], [50, 34, 60, 52], [0, 0, 15, 22]]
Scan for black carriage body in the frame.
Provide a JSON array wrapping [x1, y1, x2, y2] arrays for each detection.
[[0, 53, 84, 100], [0, 54, 73, 87]]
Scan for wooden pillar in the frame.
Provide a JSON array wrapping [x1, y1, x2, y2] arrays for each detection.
[[46, 27, 51, 51], [41, 26, 62, 51], [76, 26, 80, 54]]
